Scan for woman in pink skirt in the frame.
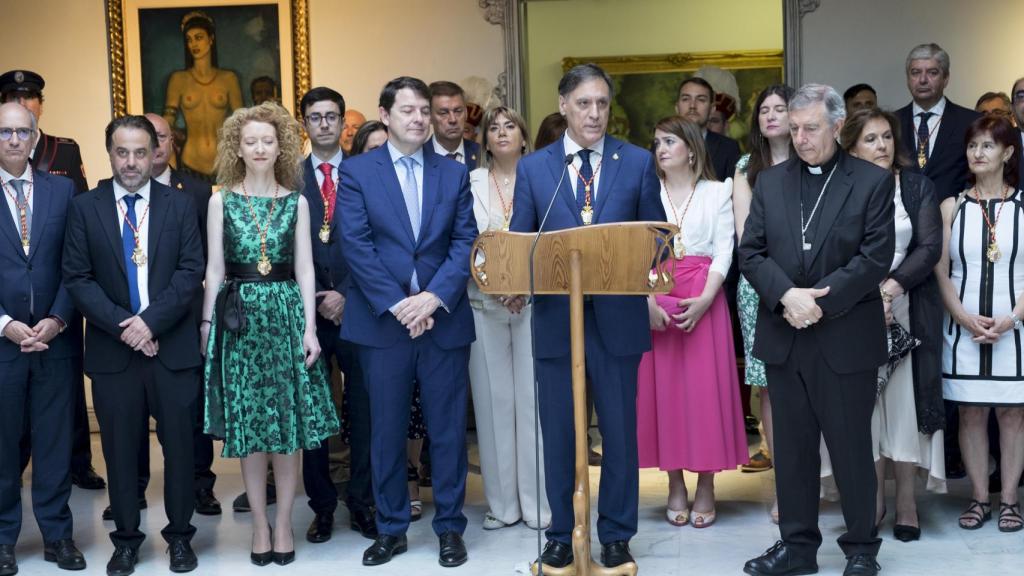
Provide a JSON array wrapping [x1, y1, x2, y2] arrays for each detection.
[[637, 115, 748, 528]]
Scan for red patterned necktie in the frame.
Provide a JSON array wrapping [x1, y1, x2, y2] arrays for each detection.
[[318, 162, 336, 220]]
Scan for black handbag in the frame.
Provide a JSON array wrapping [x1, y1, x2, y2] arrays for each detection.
[[878, 322, 920, 395]]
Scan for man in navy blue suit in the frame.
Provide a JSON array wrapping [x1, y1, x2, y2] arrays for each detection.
[[0, 102, 85, 575], [427, 81, 481, 170], [895, 43, 981, 201], [509, 63, 665, 570], [339, 76, 477, 568], [297, 86, 377, 543]]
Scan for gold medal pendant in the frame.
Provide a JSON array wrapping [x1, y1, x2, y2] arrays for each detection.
[[988, 242, 1002, 263], [502, 218, 510, 232], [581, 204, 594, 225], [917, 150, 927, 169], [257, 255, 272, 276], [22, 240, 29, 256], [319, 223, 331, 244], [673, 234, 686, 259], [131, 245, 147, 267]]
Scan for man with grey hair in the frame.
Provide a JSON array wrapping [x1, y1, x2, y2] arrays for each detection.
[[739, 84, 894, 576], [896, 43, 980, 201]]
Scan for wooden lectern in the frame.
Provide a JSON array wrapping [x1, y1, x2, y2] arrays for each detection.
[[470, 222, 677, 576]]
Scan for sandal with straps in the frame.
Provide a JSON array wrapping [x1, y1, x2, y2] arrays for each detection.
[[958, 499, 992, 530], [998, 502, 1023, 533]]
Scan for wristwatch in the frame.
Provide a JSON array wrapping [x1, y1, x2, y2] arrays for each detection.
[[1011, 312, 1022, 330]]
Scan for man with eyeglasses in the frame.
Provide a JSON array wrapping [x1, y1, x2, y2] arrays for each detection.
[[0, 101, 85, 575], [427, 81, 480, 170], [295, 86, 376, 544], [1, 69, 105, 495]]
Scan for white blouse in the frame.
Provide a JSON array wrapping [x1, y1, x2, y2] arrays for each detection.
[[469, 167, 514, 233], [890, 178, 913, 272], [659, 178, 735, 278]]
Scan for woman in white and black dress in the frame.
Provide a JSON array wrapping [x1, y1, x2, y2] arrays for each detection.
[[938, 114, 1024, 533]]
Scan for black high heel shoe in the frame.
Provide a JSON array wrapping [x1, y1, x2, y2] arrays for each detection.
[[272, 530, 295, 566], [893, 523, 921, 542], [251, 525, 273, 566]]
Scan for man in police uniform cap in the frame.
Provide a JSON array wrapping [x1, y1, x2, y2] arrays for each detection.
[[1, 69, 104, 492], [0, 70, 88, 194]]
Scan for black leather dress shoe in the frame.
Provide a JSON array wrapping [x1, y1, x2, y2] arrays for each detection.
[[306, 513, 334, 543], [103, 499, 148, 521], [71, 466, 106, 490], [600, 541, 634, 568], [538, 540, 573, 569], [893, 523, 921, 542], [362, 534, 408, 566], [44, 539, 86, 571], [350, 509, 379, 540], [106, 546, 138, 576], [438, 532, 467, 567], [843, 554, 879, 576], [167, 539, 197, 573], [194, 489, 221, 516], [0, 544, 17, 576], [743, 541, 818, 576]]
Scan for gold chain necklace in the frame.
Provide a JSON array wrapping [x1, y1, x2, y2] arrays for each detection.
[[241, 180, 281, 275]]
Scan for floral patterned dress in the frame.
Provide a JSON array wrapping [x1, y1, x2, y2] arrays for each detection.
[[204, 190, 339, 458], [736, 154, 768, 387]]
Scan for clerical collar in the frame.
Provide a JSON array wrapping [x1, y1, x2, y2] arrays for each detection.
[[804, 149, 840, 175]]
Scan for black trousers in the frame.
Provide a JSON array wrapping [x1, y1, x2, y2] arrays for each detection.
[[765, 330, 881, 558], [0, 355, 73, 545], [92, 354, 198, 549]]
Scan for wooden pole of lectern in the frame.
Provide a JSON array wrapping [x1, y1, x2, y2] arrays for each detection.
[[471, 222, 677, 576]]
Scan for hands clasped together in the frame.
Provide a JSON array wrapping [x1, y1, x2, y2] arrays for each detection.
[[3, 317, 62, 353], [648, 294, 714, 333], [780, 286, 830, 330], [119, 315, 159, 357], [393, 291, 441, 339]]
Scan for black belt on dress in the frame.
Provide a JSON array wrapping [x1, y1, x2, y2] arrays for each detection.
[[212, 263, 294, 357]]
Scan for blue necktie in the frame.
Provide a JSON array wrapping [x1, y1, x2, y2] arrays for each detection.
[[576, 148, 593, 212], [122, 194, 141, 313], [398, 156, 421, 293], [916, 112, 933, 168]]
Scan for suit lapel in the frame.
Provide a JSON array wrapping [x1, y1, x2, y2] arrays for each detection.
[[806, 155, 854, 267], [0, 186, 25, 257], [303, 156, 328, 232], [375, 148, 417, 246], [419, 151, 441, 245], [27, 173, 51, 261], [547, 143, 582, 225], [147, 182, 170, 268], [927, 101, 956, 172], [782, 162, 804, 259], [471, 171, 490, 222], [593, 136, 622, 223], [95, 183, 126, 276]]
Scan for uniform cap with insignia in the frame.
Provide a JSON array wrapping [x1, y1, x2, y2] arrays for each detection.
[[0, 69, 44, 100]]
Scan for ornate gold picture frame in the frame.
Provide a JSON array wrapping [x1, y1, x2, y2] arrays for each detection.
[[562, 50, 784, 149], [106, 0, 310, 178]]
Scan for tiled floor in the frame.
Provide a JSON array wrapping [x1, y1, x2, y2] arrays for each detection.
[[11, 433, 1024, 575]]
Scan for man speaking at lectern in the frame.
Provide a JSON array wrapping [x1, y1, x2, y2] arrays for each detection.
[[508, 63, 664, 569]]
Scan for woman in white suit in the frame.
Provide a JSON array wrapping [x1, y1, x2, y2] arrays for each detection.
[[468, 106, 550, 530]]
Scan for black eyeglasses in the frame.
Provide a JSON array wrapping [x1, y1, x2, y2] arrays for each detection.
[[0, 128, 32, 141], [305, 112, 340, 125]]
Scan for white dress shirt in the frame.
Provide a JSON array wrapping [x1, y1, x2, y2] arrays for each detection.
[[154, 166, 172, 186], [114, 179, 152, 312], [912, 97, 947, 158], [0, 165, 35, 335], [890, 178, 913, 272], [432, 137, 466, 164], [562, 132, 605, 200], [659, 178, 735, 278]]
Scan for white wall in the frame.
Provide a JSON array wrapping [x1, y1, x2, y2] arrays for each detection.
[[801, 0, 1024, 110], [0, 0, 505, 186]]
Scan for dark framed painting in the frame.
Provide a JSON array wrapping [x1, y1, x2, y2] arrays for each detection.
[[562, 50, 784, 150], [107, 0, 310, 178]]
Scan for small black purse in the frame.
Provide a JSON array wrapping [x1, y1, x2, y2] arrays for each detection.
[[878, 322, 920, 395]]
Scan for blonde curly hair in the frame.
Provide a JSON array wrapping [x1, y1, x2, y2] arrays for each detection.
[[214, 102, 304, 190]]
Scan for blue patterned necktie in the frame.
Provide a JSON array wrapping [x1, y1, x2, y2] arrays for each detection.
[[121, 194, 141, 313], [398, 156, 421, 293], [576, 148, 593, 212]]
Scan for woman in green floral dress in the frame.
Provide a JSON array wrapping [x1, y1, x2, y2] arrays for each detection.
[[733, 84, 794, 523], [200, 102, 339, 565]]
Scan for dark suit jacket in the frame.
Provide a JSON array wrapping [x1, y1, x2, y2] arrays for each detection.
[[509, 135, 666, 359], [0, 170, 76, 361], [896, 99, 980, 201], [63, 179, 205, 374], [428, 136, 480, 170], [706, 130, 741, 182], [301, 154, 349, 297], [339, 144, 477, 350], [738, 150, 895, 374], [31, 131, 88, 195]]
